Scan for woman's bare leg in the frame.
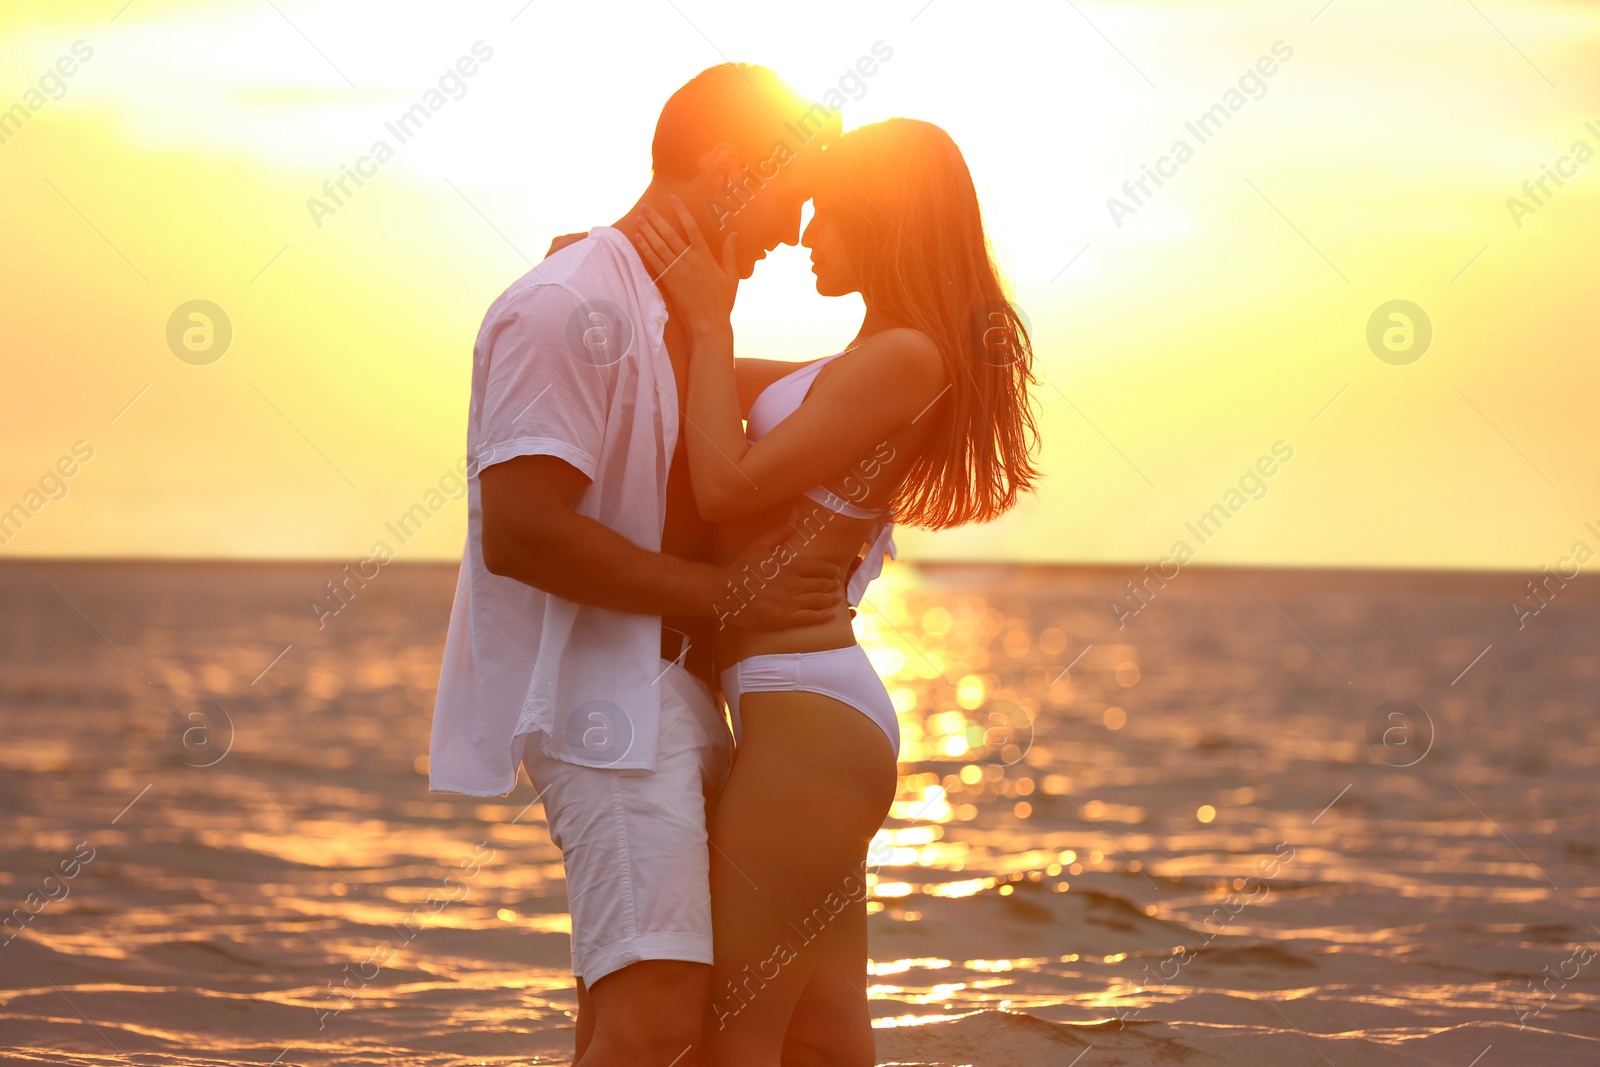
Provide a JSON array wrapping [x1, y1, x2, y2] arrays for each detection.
[[781, 886, 877, 1067], [702, 690, 896, 1067]]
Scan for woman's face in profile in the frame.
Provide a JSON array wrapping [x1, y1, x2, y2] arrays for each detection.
[[801, 198, 858, 298]]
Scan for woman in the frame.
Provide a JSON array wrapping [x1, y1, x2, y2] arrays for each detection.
[[631, 117, 1040, 1067]]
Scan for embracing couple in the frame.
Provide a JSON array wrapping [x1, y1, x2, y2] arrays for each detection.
[[429, 63, 1039, 1067]]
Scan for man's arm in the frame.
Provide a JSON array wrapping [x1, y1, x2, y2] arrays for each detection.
[[480, 454, 843, 628]]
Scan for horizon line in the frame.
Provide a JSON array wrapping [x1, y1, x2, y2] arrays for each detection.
[[0, 555, 1565, 581]]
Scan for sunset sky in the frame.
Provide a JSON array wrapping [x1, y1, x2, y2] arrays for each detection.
[[3, 0, 1597, 569]]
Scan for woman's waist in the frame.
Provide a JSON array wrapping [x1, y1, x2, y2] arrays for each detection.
[[711, 498, 876, 670], [716, 619, 859, 673], [713, 497, 876, 565]]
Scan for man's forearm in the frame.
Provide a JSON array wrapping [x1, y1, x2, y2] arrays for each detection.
[[488, 505, 722, 618]]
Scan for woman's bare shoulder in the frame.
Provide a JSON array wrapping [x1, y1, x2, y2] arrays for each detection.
[[862, 326, 939, 351], [834, 328, 943, 384]]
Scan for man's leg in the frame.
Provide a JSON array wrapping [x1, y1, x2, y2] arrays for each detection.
[[523, 660, 733, 1067], [574, 978, 593, 1062], [578, 960, 710, 1066]]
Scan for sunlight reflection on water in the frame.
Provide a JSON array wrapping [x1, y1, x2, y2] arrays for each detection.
[[2, 560, 1597, 1065]]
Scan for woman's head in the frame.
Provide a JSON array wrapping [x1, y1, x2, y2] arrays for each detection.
[[803, 118, 1041, 529]]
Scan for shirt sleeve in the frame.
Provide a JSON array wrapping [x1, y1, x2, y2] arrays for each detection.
[[473, 283, 613, 481]]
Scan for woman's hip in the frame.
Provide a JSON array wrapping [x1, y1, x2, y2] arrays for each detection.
[[720, 644, 900, 758]]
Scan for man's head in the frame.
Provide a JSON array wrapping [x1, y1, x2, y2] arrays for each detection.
[[650, 64, 840, 279]]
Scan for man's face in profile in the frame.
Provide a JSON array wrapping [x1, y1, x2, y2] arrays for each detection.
[[714, 154, 816, 280]]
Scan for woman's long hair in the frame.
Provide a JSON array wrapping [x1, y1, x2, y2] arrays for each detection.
[[816, 118, 1041, 530]]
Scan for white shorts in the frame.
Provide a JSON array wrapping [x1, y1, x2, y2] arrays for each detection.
[[520, 658, 733, 985]]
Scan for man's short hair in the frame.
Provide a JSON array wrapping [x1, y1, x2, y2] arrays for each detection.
[[651, 63, 838, 178]]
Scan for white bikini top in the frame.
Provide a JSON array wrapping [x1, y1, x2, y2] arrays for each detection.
[[745, 353, 897, 607]]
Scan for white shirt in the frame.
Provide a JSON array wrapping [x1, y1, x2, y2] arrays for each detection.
[[429, 226, 678, 795]]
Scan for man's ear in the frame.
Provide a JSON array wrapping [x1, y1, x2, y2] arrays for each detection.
[[699, 142, 744, 190], [687, 143, 747, 238]]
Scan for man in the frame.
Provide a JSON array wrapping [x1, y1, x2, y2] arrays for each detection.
[[429, 64, 842, 1066]]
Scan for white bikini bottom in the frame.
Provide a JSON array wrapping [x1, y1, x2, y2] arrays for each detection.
[[720, 644, 899, 754]]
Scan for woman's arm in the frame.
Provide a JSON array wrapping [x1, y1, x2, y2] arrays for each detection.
[[685, 326, 943, 522], [633, 200, 946, 522]]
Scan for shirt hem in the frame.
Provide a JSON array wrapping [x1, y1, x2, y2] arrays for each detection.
[[578, 931, 715, 985], [426, 776, 518, 797], [472, 436, 599, 480]]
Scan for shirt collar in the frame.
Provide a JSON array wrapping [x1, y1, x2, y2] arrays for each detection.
[[589, 225, 667, 317]]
